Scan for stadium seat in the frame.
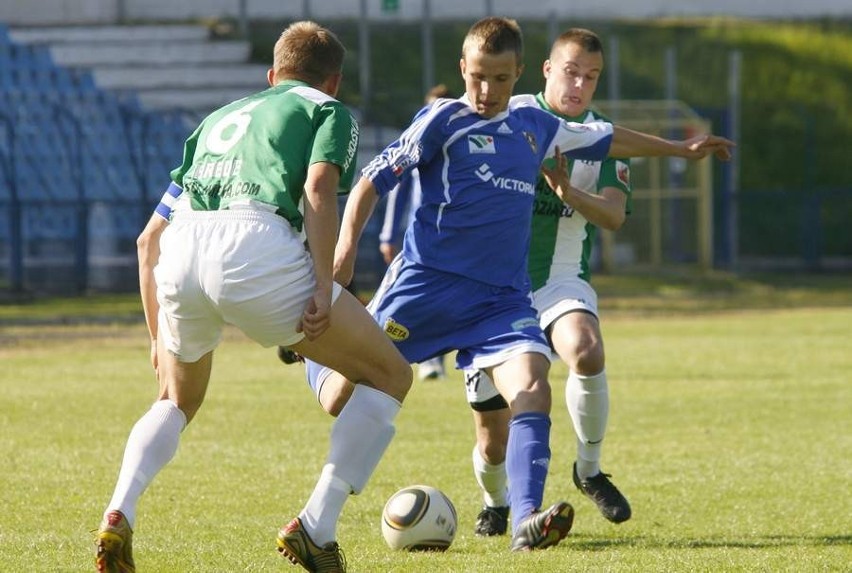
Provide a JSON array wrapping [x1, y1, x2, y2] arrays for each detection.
[[0, 22, 202, 291]]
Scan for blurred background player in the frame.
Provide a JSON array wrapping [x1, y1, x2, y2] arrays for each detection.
[[378, 84, 451, 381], [95, 21, 411, 573]]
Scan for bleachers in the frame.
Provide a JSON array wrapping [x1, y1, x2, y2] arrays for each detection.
[[0, 22, 192, 293], [7, 23, 263, 115]]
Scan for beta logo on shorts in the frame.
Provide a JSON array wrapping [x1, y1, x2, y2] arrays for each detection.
[[384, 318, 409, 341]]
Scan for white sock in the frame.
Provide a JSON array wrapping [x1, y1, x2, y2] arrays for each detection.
[[106, 400, 187, 528], [298, 466, 351, 547], [472, 445, 508, 508], [566, 370, 608, 480], [300, 385, 400, 545]]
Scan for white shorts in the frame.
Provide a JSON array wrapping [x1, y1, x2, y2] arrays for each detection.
[[534, 274, 599, 331], [155, 208, 341, 362]]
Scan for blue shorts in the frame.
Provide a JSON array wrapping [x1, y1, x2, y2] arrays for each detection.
[[305, 256, 550, 397]]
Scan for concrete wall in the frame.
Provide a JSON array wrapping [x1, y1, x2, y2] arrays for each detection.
[[2, 0, 850, 26]]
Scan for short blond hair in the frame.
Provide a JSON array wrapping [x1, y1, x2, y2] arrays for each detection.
[[462, 17, 524, 65], [272, 21, 345, 86]]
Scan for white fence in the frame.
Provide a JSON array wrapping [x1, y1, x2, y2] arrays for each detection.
[[2, 0, 849, 25]]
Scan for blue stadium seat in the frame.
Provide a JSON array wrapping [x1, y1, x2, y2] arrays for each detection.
[[22, 204, 78, 241], [0, 24, 199, 289]]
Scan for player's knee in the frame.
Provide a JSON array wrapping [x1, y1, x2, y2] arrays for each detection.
[[367, 353, 413, 404], [510, 379, 552, 414], [478, 439, 506, 465], [385, 356, 413, 401], [572, 342, 605, 375]]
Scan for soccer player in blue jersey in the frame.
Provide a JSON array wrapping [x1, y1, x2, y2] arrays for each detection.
[[467, 28, 640, 537], [95, 22, 411, 573], [304, 16, 733, 553]]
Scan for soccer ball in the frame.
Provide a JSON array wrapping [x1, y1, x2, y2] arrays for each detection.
[[381, 485, 457, 551]]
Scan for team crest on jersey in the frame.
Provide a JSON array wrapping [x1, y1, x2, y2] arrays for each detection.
[[522, 131, 538, 154], [468, 134, 496, 154], [616, 160, 630, 187], [383, 317, 409, 341]]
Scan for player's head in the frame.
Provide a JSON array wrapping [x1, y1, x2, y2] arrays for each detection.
[[460, 17, 525, 119], [424, 83, 449, 105], [267, 21, 345, 97], [543, 28, 604, 118]]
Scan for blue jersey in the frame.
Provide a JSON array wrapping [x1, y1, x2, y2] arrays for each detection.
[[378, 170, 422, 246], [362, 94, 613, 291]]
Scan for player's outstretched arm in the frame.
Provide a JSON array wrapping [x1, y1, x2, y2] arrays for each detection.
[[334, 176, 380, 287], [609, 124, 735, 161]]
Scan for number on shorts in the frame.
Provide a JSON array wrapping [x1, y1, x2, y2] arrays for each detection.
[[464, 370, 481, 392]]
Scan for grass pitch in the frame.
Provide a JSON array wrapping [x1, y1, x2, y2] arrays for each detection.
[[1, 277, 850, 572]]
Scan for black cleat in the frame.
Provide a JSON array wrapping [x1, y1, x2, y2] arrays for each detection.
[[277, 346, 303, 365], [474, 505, 509, 536], [573, 462, 632, 523], [510, 501, 574, 551]]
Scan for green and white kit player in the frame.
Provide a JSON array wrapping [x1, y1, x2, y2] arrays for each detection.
[[173, 81, 359, 231], [527, 96, 632, 292], [95, 21, 412, 573]]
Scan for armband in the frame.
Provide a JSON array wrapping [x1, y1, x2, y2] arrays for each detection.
[[154, 181, 183, 221]]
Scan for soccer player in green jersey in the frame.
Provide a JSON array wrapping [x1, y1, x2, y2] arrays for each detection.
[[95, 21, 411, 573], [467, 28, 664, 536]]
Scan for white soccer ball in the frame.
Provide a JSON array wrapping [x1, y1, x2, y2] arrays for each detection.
[[381, 485, 457, 551]]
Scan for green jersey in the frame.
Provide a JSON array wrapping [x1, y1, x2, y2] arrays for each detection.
[[170, 80, 359, 232], [528, 93, 632, 290]]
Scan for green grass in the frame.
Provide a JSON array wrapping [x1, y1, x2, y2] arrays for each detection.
[[2, 271, 851, 324], [1, 277, 850, 571]]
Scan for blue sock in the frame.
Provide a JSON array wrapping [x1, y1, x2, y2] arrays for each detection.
[[506, 412, 552, 534]]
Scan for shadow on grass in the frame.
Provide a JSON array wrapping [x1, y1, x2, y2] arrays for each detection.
[[568, 533, 851, 550]]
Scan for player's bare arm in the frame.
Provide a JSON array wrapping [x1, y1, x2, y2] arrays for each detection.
[[136, 214, 169, 371], [334, 175, 380, 286], [542, 146, 627, 231], [300, 160, 342, 341], [609, 124, 735, 161]]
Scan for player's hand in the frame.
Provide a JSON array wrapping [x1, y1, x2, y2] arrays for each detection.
[[379, 242, 400, 265], [681, 134, 735, 161], [298, 287, 333, 340], [541, 146, 578, 203]]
